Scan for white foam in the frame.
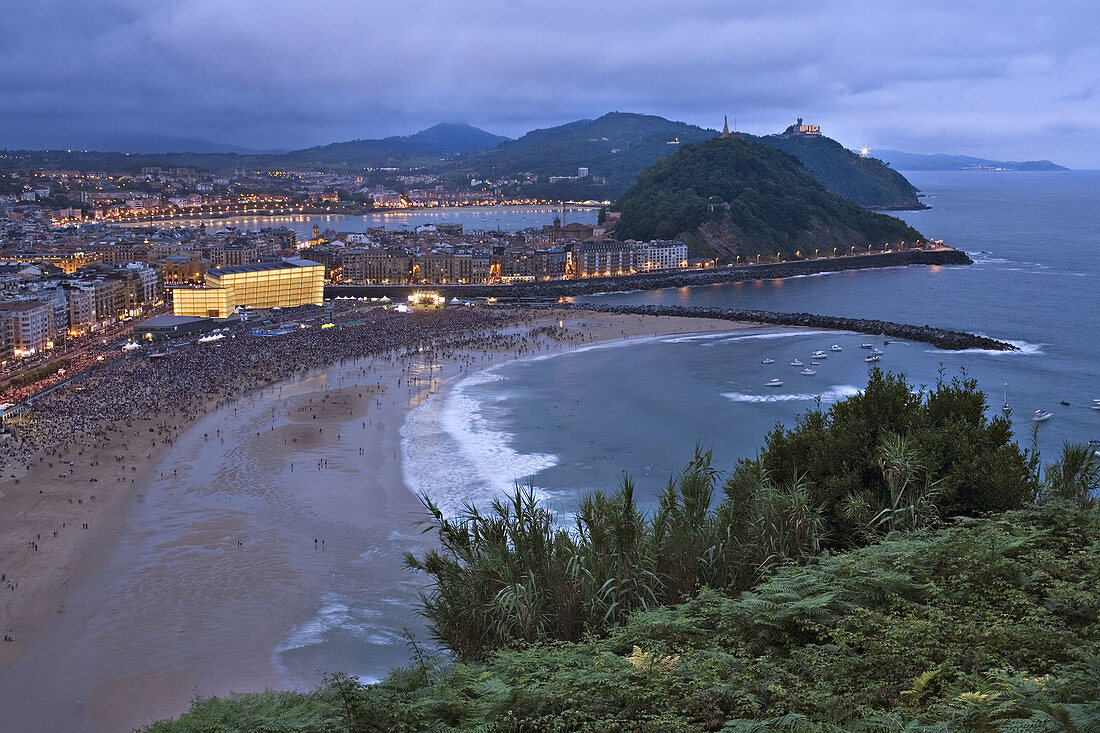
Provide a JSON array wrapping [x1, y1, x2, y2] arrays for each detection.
[[401, 368, 558, 518], [722, 385, 861, 404], [926, 338, 1044, 356], [659, 332, 740, 344], [274, 594, 386, 656], [703, 329, 834, 345]]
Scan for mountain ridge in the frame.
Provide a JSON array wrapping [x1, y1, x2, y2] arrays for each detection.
[[872, 149, 1068, 171]]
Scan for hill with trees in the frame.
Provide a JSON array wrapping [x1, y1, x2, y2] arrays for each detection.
[[615, 136, 925, 261], [453, 112, 716, 197], [753, 132, 923, 209], [142, 370, 1100, 732]]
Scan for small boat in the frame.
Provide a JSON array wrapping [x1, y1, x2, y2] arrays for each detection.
[[1092, 399, 1100, 411], [800, 368, 817, 376], [810, 361, 820, 366], [865, 354, 881, 363], [871, 347, 884, 355], [811, 350, 828, 359], [830, 345, 843, 352], [790, 359, 803, 367], [861, 343, 874, 349], [1032, 410, 1052, 422], [1087, 439, 1100, 448], [1059, 400, 1070, 407], [761, 358, 775, 364], [765, 378, 784, 387]]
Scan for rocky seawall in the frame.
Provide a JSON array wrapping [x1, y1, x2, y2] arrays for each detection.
[[325, 248, 972, 301], [558, 302, 1016, 352]]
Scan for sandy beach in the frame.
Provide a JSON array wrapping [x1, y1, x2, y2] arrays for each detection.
[[0, 309, 764, 732]]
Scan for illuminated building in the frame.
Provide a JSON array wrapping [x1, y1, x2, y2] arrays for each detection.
[[784, 118, 821, 135], [0, 301, 55, 357], [635, 241, 688, 271], [171, 259, 324, 318]]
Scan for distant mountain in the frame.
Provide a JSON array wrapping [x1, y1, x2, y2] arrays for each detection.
[[615, 136, 924, 262], [34, 132, 279, 155], [280, 123, 509, 167], [463, 113, 925, 209], [872, 150, 1068, 171], [460, 112, 716, 196], [753, 132, 923, 209]]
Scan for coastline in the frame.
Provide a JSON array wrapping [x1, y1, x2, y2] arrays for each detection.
[[0, 309, 760, 732], [553, 303, 1018, 351], [324, 247, 972, 301]]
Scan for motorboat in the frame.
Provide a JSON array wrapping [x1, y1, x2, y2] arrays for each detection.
[[870, 347, 884, 355], [800, 368, 817, 376], [861, 343, 874, 349], [761, 358, 775, 364], [1059, 400, 1070, 407], [1032, 410, 1052, 422], [810, 361, 820, 366], [864, 354, 881, 363], [790, 359, 803, 367], [830, 345, 843, 352], [766, 378, 784, 387], [811, 350, 828, 359], [1092, 399, 1100, 411]]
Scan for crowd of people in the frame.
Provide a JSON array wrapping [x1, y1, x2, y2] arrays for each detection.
[[0, 305, 570, 477]]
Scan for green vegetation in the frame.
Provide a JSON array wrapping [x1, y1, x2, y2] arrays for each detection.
[[754, 133, 922, 210], [142, 372, 1100, 732], [615, 137, 925, 261], [5, 359, 71, 391]]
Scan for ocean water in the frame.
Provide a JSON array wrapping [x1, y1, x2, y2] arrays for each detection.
[[133, 205, 598, 237], [405, 171, 1100, 515]]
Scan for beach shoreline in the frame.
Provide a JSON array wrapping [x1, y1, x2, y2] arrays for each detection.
[[0, 309, 766, 732]]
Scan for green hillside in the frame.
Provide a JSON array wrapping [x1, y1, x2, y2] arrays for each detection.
[[615, 136, 925, 261], [754, 132, 923, 209]]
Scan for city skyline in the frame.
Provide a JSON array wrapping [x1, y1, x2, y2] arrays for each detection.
[[1, 1, 1098, 166]]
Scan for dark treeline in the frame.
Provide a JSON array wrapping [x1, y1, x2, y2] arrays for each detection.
[[405, 369, 1035, 660]]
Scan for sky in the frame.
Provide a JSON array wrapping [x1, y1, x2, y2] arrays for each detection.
[[1, 1, 1098, 166]]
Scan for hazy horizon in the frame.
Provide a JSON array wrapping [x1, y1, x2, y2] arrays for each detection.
[[1, 1, 1096, 166]]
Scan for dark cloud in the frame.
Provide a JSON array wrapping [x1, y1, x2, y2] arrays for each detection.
[[0, 0, 1097, 165]]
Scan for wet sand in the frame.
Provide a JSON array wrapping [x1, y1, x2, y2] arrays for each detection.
[[0, 311, 764, 732]]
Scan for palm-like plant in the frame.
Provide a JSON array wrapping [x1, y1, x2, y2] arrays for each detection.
[[1043, 441, 1100, 510]]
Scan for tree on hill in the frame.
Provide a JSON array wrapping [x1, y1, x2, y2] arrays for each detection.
[[615, 136, 925, 261], [754, 132, 923, 210]]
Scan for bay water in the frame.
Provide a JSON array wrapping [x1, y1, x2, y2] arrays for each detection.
[[406, 170, 1100, 516]]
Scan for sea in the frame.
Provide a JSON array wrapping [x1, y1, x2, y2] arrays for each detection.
[[402, 170, 1100, 523], [129, 205, 598, 237]]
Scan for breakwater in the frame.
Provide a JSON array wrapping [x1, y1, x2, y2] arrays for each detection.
[[558, 302, 1017, 351], [325, 248, 971, 301]]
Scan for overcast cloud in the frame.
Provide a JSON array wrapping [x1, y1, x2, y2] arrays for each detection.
[[1, 0, 1097, 165]]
